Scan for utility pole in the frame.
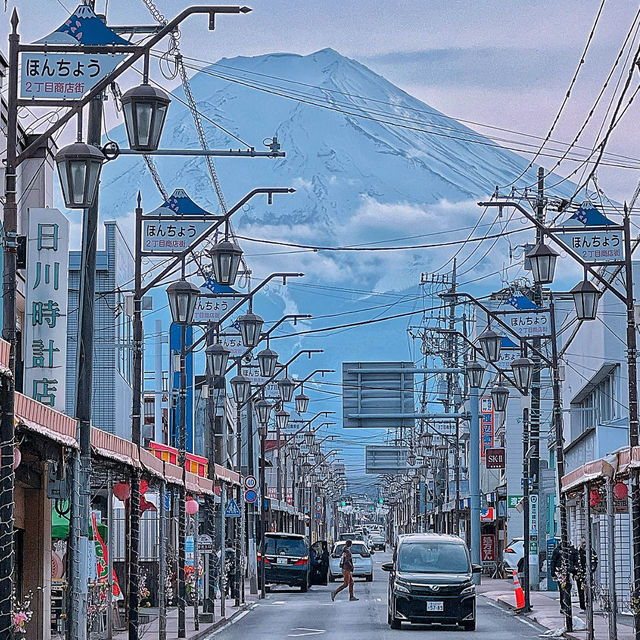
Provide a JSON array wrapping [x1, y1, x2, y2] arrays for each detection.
[[69, 91, 103, 640]]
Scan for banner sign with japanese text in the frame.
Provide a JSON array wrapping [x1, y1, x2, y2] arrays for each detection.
[[495, 309, 551, 338], [24, 208, 69, 412], [557, 203, 623, 263], [193, 293, 242, 323], [480, 395, 494, 458], [19, 5, 131, 101], [142, 219, 213, 254]]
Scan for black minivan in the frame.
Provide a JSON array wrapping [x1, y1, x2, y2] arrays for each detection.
[[382, 533, 481, 631], [258, 532, 328, 591]]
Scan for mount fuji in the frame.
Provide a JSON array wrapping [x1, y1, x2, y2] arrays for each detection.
[[97, 48, 572, 480]]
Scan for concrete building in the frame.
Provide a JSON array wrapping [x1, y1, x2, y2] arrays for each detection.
[[65, 220, 134, 438]]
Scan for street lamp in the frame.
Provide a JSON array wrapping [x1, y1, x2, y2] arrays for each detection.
[[571, 279, 600, 321], [407, 451, 416, 467], [275, 409, 290, 431], [121, 83, 171, 152], [55, 141, 105, 209], [166, 279, 200, 324], [206, 343, 230, 378], [238, 312, 264, 348], [511, 357, 535, 392], [466, 360, 485, 389], [304, 430, 314, 446], [491, 380, 510, 412], [477, 327, 502, 363], [255, 398, 272, 426], [208, 239, 243, 286], [230, 374, 251, 405], [295, 391, 310, 415], [257, 347, 278, 378], [526, 239, 559, 285], [277, 377, 296, 403], [436, 444, 448, 461]]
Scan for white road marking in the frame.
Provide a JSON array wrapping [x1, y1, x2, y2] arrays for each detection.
[[483, 598, 541, 630], [288, 628, 325, 637], [272, 600, 287, 605], [210, 606, 254, 635]]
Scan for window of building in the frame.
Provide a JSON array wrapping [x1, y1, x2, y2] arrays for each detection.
[[571, 368, 617, 437]]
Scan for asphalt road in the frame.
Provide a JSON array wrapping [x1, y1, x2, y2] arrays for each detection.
[[209, 551, 547, 639]]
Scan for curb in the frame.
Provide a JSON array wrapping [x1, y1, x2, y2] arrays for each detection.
[[192, 601, 254, 640]]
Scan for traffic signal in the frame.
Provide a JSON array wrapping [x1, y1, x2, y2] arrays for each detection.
[[378, 498, 384, 504], [341, 500, 346, 507]]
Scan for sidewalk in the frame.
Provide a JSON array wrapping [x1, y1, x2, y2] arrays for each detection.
[[111, 586, 259, 640], [479, 577, 633, 639]]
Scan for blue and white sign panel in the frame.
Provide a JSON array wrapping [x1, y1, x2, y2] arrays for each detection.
[[494, 291, 551, 338], [24, 208, 69, 412], [557, 204, 623, 263], [20, 5, 130, 100], [225, 498, 241, 518]]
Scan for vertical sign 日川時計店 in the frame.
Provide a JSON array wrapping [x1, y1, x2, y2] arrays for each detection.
[[480, 396, 494, 457], [24, 209, 69, 412]]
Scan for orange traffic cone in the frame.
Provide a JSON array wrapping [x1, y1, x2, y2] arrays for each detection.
[[512, 569, 525, 609]]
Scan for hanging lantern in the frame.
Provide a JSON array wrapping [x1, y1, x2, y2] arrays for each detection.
[[275, 408, 290, 431], [295, 392, 310, 415], [208, 240, 243, 287], [113, 482, 131, 502], [13, 447, 21, 470], [466, 361, 485, 389], [121, 83, 171, 152], [477, 327, 502, 363], [491, 382, 509, 412], [257, 347, 278, 378], [613, 482, 628, 500], [255, 398, 272, 426], [206, 343, 231, 377], [186, 497, 200, 515], [237, 312, 264, 348], [277, 377, 295, 403], [571, 279, 600, 321], [55, 141, 105, 209], [526, 239, 559, 285], [511, 357, 535, 392], [166, 279, 200, 325], [589, 488, 601, 507], [230, 374, 251, 405]]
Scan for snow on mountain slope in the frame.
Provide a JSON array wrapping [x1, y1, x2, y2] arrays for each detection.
[[98, 48, 573, 480]]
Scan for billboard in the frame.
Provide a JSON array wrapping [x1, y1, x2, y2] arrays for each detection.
[[342, 362, 415, 429]]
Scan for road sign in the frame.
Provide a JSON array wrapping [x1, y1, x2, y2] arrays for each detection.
[[197, 534, 213, 553], [244, 475, 257, 490], [507, 494, 523, 508], [365, 445, 409, 474], [529, 494, 539, 536], [245, 489, 258, 504], [485, 448, 506, 469], [225, 498, 241, 518]]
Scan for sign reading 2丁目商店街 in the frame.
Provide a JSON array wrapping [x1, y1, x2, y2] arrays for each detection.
[[24, 209, 69, 412]]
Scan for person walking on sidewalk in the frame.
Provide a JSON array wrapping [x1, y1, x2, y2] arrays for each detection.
[[331, 540, 358, 602]]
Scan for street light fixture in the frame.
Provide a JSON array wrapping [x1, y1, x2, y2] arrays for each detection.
[[511, 356, 535, 392], [166, 279, 200, 325], [277, 377, 296, 403], [230, 374, 251, 405], [275, 409, 290, 431], [255, 398, 272, 426], [477, 327, 502, 363], [295, 391, 310, 415], [238, 312, 264, 348], [466, 360, 485, 389], [206, 343, 230, 378], [303, 430, 314, 446], [55, 141, 105, 209], [526, 239, 559, 285], [571, 279, 600, 321], [208, 239, 243, 286], [257, 347, 278, 378], [121, 83, 171, 152], [407, 451, 416, 467], [436, 444, 448, 461], [491, 380, 510, 412]]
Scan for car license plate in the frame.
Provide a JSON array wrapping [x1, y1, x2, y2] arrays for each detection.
[[277, 557, 287, 565], [427, 601, 444, 612]]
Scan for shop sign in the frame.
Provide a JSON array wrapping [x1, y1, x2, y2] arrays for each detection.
[[480, 396, 494, 457], [529, 494, 539, 536], [485, 448, 505, 469], [481, 535, 495, 562], [24, 208, 69, 412], [507, 494, 523, 509]]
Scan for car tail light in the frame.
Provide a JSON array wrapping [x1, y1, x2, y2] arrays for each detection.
[[294, 557, 308, 566], [257, 553, 270, 563], [505, 548, 515, 553]]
